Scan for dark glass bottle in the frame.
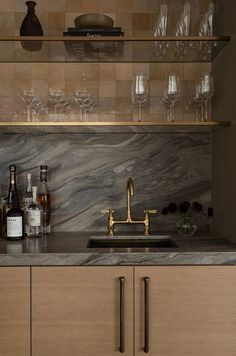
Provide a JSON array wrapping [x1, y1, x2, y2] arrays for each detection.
[[20, 1, 43, 52], [7, 164, 17, 211], [38, 166, 51, 234], [6, 191, 24, 241]]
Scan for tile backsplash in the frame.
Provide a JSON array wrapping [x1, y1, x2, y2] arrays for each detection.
[[0, 0, 212, 121]]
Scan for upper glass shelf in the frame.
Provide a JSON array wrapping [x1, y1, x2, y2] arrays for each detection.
[[0, 36, 230, 63]]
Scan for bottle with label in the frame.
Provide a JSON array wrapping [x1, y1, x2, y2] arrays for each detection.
[[6, 191, 24, 241], [28, 186, 43, 237], [7, 164, 17, 211], [22, 173, 33, 236], [38, 165, 51, 234]]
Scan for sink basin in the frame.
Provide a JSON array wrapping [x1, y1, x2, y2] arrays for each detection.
[[87, 238, 177, 249]]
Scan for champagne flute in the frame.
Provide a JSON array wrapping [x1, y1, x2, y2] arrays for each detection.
[[131, 73, 149, 122], [164, 73, 181, 122], [199, 73, 214, 121]]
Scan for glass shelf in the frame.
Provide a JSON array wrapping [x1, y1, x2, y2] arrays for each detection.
[[0, 121, 230, 134], [0, 36, 230, 63]]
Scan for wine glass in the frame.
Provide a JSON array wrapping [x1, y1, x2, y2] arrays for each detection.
[[74, 90, 96, 121], [20, 89, 35, 121], [164, 73, 181, 122], [199, 73, 214, 121], [162, 95, 172, 122], [131, 73, 149, 122], [48, 89, 65, 120], [192, 82, 204, 122]]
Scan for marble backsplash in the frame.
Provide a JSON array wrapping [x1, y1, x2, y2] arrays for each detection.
[[0, 132, 211, 232]]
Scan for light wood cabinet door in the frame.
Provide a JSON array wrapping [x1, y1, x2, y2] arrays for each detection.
[[32, 266, 133, 356], [135, 266, 236, 356], [0, 267, 30, 356]]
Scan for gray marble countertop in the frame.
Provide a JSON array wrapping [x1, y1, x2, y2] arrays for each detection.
[[1, 232, 236, 266]]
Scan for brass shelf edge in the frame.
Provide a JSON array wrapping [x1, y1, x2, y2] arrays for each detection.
[[0, 35, 231, 42], [0, 121, 231, 127]]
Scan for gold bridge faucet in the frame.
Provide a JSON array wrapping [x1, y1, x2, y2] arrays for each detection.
[[101, 178, 157, 236]]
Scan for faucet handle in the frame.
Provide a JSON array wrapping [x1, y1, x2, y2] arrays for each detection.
[[144, 209, 157, 215], [101, 209, 115, 214]]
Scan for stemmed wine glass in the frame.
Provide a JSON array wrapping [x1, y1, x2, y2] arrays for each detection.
[[131, 73, 149, 122], [199, 73, 214, 121], [20, 89, 46, 121], [192, 82, 204, 122], [74, 90, 96, 121], [20, 89, 36, 121], [164, 73, 181, 122], [48, 89, 65, 121]]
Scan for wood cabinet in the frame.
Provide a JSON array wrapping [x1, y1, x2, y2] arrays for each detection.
[[32, 267, 133, 356], [135, 266, 236, 356], [1, 266, 236, 356], [0, 267, 30, 356]]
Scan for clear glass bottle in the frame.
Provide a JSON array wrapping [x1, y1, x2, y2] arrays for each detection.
[[28, 186, 43, 237], [38, 165, 51, 234], [7, 164, 17, 211], [22, 173, 33, 236], [6, 191, 24, 241]]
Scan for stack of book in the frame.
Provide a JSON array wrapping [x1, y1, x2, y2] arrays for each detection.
[[63, 27, 124, 37], [63, 27, 124, 61]]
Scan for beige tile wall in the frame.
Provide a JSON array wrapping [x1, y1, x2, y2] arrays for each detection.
[[0, 0, 212, 121]]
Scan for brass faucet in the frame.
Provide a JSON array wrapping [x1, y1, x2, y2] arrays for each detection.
[[101, 178, 157, 236]]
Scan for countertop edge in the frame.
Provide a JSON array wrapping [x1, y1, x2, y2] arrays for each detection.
[[1, 251, 236, 266]]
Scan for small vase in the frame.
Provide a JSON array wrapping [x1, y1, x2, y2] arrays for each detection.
[[20, 1, 43, 52], [176, 217, 197, 237]]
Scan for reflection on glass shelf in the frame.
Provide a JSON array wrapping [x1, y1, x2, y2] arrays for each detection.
[[0, 36, 230, 63]]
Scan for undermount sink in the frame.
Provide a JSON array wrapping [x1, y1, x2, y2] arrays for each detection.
[[87, 238, 177, 249]]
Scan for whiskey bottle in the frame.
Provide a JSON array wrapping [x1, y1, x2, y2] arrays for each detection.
[[38, 165, 51, 234], [28, 186, 43, 237], [7, 164, 17, 211], [6, 191, 24, 241], [22, 173, 33, 235]]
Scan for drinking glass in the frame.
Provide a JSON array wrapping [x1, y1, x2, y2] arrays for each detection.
[[153, 4, 168, 58], [199, 73, 214, 121], [162, 96, 172, 122], [30, 96, 47, 121], [175, 3, 191, 58], [48, 89, 65, 120], [74, 90, 96, 121], [198, 4, 216, 59], [20, 89, 35, 121], [164, 73, 181, 122], [131, 73, 149, 122], [193, 82, 204, 122]]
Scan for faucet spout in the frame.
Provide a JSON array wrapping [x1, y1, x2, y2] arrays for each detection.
[[127, 177, 134, 221]]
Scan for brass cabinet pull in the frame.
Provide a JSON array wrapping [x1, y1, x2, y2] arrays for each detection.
[[119, 276, 125, 353], [143, 277, 150, 353]]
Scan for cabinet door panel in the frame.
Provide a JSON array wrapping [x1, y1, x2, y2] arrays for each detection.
[[135, 266, 236, 356], [32, 266, 133, 356], [0, 267, 30, 356]]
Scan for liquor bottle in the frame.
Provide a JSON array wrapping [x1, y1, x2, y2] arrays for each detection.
[[20, 1, 44, 52], [28, 186, 43, 237], [38, 165, 51, 234], [7, 164, 17, 211], [6, 191, 24, 241], [22, 173, 33, 235]]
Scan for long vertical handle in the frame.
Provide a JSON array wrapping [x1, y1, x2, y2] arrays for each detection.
[[119, 276, 125, 353], [143, 277, 150, 353]]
